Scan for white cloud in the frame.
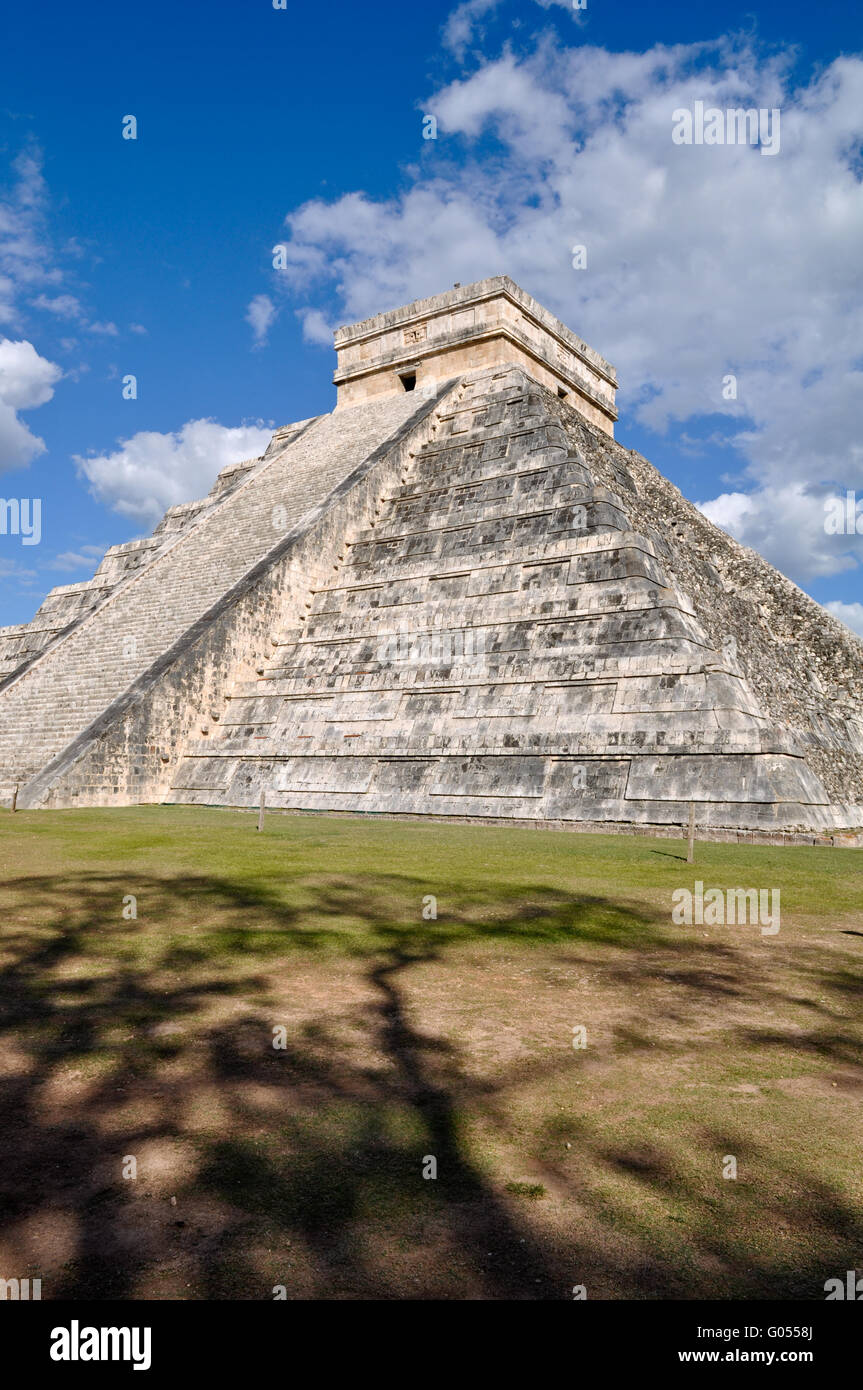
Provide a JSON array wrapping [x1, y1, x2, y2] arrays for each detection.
[[443, 0, 580, 60], [53, 544, 107, 572], [0, 557, 38, 586], [298, 307, 334, 346], [0, 338, 62, 410], [0, 402, 47, 473], [270, 34, 863, 584], [0, 151, 56, 326], [31, 293, 119, 338], [246, 294, 277, 346], [0, 405, 47, 472], [76, 418, 274, 524], [2, 151, 119, 345], [0, 337, 62, 471], [824, 601, 863, 639], [698, 484, 863, 581], [31, 293, 83, 319], [443, 0, 500, 59]]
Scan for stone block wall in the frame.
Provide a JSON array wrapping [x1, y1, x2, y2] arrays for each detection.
[[168, 366, 862, 833], [333, 276, 618, 433]]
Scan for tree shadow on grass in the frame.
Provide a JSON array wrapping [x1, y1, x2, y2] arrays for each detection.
[[0, 866, 860, 1299]]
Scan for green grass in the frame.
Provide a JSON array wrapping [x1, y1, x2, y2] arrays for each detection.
[[0, 806, 860, 1300], [6, 802, 863, 906], [505, 1181, 547, 1199]]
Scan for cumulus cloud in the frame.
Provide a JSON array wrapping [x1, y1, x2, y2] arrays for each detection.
[[698, 484, 863, 581], [268, 33, 863, 585], [0, 338, 61, 410], [824, 601, 863, 640], [246, 294, 277, 346], [75, 418, 274, 524], [0, 337, 62, 470]]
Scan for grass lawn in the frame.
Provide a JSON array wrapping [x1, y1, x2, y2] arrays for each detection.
[[0, 806, 860, 1300]]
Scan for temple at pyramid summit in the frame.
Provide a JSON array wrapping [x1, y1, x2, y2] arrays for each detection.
[[1, 276, 862, 839]]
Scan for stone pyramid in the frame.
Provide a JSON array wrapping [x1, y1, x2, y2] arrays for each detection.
[[2, 277, 862, 838]]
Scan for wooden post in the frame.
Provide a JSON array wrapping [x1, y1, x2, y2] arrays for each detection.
[[686, 801, 696, 863], [11, 785, 19, 813], [257, 787, 266, 833]]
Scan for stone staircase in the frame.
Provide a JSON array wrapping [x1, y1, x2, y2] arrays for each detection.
[[0, 391, 441, 807], [0, 433, 321, 687]]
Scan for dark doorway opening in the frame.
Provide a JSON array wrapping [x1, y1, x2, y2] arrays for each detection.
[[400, 372, 417, 392]]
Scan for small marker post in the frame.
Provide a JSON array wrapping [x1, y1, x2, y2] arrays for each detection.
[[11, 785, 18, 814], [687, 801, 696, 863], [258, 787, 266, 833]]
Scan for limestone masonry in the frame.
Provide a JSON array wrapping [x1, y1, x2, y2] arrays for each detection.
[[2, 277, 861, 839]]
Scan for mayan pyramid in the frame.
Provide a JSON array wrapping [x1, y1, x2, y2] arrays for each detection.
[[1, 277, 862, 836]]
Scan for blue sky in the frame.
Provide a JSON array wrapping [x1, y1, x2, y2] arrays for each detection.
[[1, 0, 861, 631]]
